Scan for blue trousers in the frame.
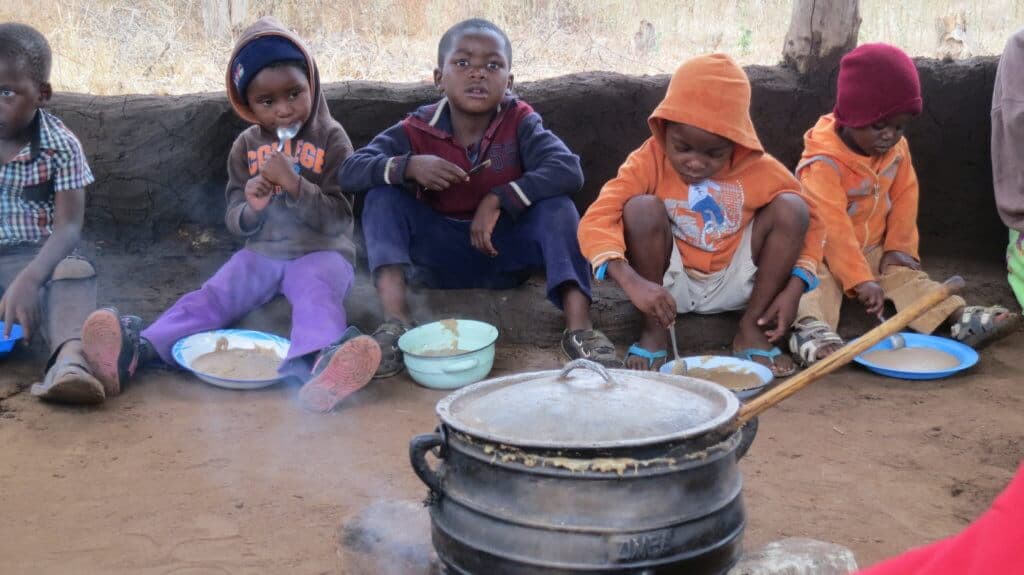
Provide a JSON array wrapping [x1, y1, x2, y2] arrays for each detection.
[[361, 186, 591, 308]]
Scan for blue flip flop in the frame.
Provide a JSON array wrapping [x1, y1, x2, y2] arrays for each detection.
[[733, 346, 797, 378], [626, 343, 668, 370]]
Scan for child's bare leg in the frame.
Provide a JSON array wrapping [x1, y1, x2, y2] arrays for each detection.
[[375, 265, 411, 324], [622, 195, 674, 370], [561, 284, 592, 331], [735, 193, 809, 373]]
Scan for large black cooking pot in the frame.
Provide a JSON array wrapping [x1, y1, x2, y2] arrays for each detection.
[[409, 359, 758, 575]]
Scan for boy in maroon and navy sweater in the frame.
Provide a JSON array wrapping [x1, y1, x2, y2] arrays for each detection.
[[340, 18, 619, 377]]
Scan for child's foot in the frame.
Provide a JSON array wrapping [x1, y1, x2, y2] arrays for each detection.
[[734, 323, 797, 377], [624, 328, 669, 371], [561, 329, 624, 368], [298, 335, 382, 413], [370, 318, 411, 379], [788, 317, 844, 366], [31, 340, 106, 405], [81, 308, 142, 397], [950, 305, 1020, 348]]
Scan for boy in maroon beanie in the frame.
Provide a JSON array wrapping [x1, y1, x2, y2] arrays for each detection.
[[788, 43, 1017, 365]]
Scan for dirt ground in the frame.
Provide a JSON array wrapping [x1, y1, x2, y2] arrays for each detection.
[[1, 333, 1021, 574], [1, 249, 1022, 574]]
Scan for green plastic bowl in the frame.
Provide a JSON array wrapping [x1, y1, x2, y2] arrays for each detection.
[[398, 319, 498, 390]]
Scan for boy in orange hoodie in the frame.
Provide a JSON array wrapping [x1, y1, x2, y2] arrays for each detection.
[[790, 44, 1016, 365], [578, 54, 820, 375]]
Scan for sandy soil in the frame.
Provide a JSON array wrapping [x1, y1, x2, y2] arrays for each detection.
[[1, 330, 1021, 574]]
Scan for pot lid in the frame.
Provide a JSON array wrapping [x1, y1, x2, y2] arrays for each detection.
[[436, 360, 739, 449]]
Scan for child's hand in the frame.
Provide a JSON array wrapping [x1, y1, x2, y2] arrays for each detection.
[[854, 280, 885, 316], [260, 151, 300, 197], [470, 194, 502, 257], [625, 279, 677, 329], [406, 155, 468, 191], [245, 175, 274, 213], [757, 277, 804, 342], [0, 271, 42, 341], [880, 250, 921, 273]]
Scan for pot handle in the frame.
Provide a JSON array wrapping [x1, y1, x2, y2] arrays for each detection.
[[736, 416, 759, 460], [441, 357, 480, 373], [559, 359, 615, 388], [409, 432, 445, 493]]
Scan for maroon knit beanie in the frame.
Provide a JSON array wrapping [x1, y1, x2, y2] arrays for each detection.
[[834, 43, 922, 128]]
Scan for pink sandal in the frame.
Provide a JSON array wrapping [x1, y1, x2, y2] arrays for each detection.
[[298, 335, 381, 413], [81, 308, 142, 396]]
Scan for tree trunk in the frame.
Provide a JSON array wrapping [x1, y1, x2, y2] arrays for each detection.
[[200, 0, 249, 39], [783, 0, 861, 76]]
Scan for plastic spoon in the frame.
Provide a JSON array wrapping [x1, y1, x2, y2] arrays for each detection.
[[276, 122, 301, 152]]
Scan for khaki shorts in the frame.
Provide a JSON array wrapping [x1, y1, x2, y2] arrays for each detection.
[[663, 224, 756, 314]]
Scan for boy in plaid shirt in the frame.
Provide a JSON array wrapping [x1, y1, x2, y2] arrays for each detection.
[[0, 23, 103, 403]]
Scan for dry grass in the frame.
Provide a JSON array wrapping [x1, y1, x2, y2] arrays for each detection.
[[2, 0, 1021, 96]]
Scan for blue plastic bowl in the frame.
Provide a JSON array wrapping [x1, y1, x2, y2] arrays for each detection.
[[0, 322, 25, 357], [853, 332, 978, 380]]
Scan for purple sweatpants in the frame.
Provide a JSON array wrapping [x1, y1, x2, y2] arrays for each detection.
[[142, 249, 353, 371]]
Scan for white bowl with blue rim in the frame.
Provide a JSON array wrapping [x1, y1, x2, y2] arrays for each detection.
[[398, 319, 499, 390], [0, 321, 24, 358], [172, 329, 291, 390], [853, 332, 978, 380], [660, 355, 774, 399]]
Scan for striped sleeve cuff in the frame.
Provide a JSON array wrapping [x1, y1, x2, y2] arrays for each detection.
[[492, 182, 532, 218], [795, 257, 817, 276], [383, 154, 409, 186]]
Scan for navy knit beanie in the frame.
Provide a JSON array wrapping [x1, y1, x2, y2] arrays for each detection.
[[232, 36, 306, 99]]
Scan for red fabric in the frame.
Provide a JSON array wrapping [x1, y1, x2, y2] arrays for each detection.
[[402, 100, 530, 219], [834, 43, 922, 128], [856, 464, 1024, 575]]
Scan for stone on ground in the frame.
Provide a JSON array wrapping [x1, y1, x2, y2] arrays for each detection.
[[729, 537, 859, 575]]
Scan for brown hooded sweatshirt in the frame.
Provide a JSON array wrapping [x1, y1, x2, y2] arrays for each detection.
[[224, 17, 356, 262], [993, 28, 1024, 233]]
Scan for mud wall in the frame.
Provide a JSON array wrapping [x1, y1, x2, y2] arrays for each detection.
[[50, 57, 1001, 260]]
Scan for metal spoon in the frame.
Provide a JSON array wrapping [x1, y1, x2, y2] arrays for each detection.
[[668, 324, 687, 375], [276, 122, 301, 152], [877, 312, 906, 350]]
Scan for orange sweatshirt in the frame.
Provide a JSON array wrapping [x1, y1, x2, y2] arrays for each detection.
[[578, 54, 820, 276], [797, 113, 920, 293]]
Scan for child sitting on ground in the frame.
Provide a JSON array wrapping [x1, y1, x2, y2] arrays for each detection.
[[577, 54, 821, 376], [80, 17, 380, 412], [339, 18, 619, 377], [790, 43, 1017, 365], [0, 23, 104, 403], [993, 29, 1024, 312]]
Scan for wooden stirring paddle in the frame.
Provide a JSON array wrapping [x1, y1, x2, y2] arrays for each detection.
[[736, 275, 966, 425]]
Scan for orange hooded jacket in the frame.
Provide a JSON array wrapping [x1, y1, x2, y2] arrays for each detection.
[[797, 113, 919, 293], [578, 54, 820, 276]]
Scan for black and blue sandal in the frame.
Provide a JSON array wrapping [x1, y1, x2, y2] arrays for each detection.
[[733, 346, 797, 378], [625, 343, 668, 371]]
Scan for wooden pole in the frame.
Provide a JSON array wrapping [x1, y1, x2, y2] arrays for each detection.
[[783, 0, 862, 76]]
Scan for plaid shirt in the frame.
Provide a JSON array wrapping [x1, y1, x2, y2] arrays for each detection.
[[0, 109, 94, 248]]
